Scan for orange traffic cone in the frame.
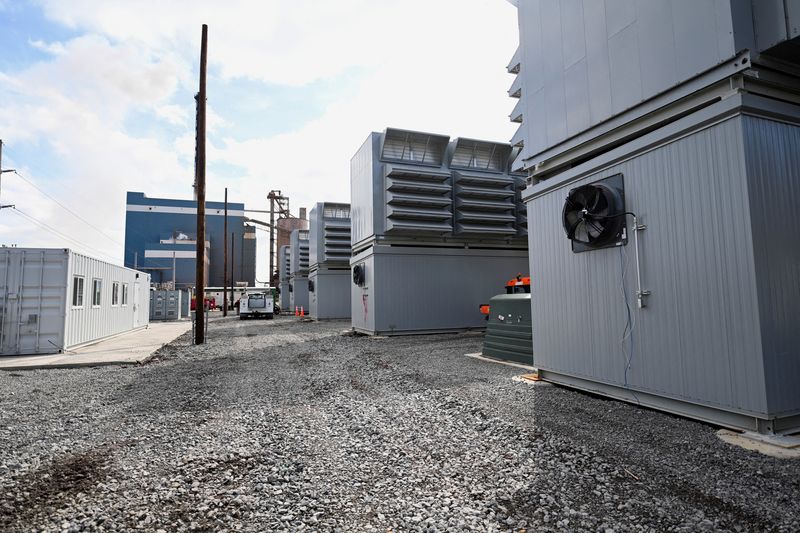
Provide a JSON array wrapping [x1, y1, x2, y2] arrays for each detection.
[[294, 306, 299, 316], [300, 306, 305, 317]]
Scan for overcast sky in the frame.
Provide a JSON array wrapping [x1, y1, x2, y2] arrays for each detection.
[[0, 0, 519, 280]]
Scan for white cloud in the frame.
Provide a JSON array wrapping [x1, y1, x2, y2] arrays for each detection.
[[4, 0, 520, 281]]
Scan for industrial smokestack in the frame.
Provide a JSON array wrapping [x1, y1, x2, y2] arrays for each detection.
[[299, 207, 307, 220]]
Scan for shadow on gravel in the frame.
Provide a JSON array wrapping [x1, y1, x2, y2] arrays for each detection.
[[0, 443, 122, 531]]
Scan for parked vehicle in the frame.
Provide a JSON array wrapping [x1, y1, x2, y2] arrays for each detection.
[[191, 296, 216, 311], [239, 292, 274, 320]]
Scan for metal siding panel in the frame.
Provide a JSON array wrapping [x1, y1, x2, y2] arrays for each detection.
[[370, 247, 528, 335], [788, 0, 800, 38], [289, 277, 309, 311], [752, 0, 788, 50], [742, 116, 800, 416], [564, 59, 591, 136], [526, 117, 769, 416], [310, 269, 351, 320], [582, 0, 614, 124], [540, 0, 568, 147], [671, 1, 728, 81], [604, 0, 636, 38], [607, 23, 643, 115], [635, 0, 678, 97], [350, 134, 378, 246], [350, 249, 375, 332], [560, 0, 586, 69], [63, 251, 147, 350], [525, 88, 549, 156], [0, 249, 68, 355]]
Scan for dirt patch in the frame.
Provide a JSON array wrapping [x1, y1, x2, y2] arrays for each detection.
[[0, 443, 121, 530]]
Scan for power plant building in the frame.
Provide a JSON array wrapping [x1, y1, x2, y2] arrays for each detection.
[[124, 192, 256, 289]]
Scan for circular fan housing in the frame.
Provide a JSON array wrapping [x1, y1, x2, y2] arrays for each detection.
[[562, 183, 625, 249], [352, 264, 366, 286]]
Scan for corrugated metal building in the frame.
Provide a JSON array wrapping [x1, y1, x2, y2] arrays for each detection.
[[350, 128, 529, 335], [288, 229, 309, 312], [511, 0, 800, 433], [308, 202, 351, 320], [0, 248, 150, 355], [124, 192, 256, 288]]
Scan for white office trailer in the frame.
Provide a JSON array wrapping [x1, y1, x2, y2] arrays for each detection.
[[350, 128, 529, 335], [288, 229, 310, 313], [0, 248, 150, 356], [308, 202, 351, 320]]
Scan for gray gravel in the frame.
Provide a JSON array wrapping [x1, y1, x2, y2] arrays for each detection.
[[1, 315, 798, 532]]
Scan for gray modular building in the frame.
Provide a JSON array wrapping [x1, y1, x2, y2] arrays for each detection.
[[1, 248, 150, 355], [350, 128, 529, 335], [278, 245, 291, 312], [288, 229, 309, 313], [511, 0, 800, 433], [308, 203, 352, 320]]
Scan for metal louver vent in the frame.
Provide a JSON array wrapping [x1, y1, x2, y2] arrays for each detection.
[[323, 220, 351, 263], [453, 171, 517, 236], [385, 164, 453, 235], [450, 139, 512, 173], [515, 177, 528, 237], [381, 129, 449, 167]]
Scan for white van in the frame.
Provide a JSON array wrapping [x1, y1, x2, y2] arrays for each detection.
[[239, 292, 274, 320]]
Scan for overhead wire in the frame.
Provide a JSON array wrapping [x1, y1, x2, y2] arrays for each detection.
[[2, 144, 125, 247], [11, 169, 124, 247], [9, 207, 119, 263]]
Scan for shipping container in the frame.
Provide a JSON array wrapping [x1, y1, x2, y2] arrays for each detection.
[[0, 248, 150, 355]]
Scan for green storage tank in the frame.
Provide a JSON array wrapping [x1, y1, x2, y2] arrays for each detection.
[[482, 293, 533, 365]]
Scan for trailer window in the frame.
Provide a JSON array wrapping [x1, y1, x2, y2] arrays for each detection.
[[92, 279, 102, 307], [122, 284, 129, 306], [72, 276, 85, 307], [112, 282, 120, 306]]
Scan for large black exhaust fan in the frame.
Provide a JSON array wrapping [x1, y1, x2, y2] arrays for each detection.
[[562, 173, 626, 253]]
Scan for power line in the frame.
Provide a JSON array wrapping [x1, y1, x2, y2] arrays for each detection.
[[9, 207, 119, 263]]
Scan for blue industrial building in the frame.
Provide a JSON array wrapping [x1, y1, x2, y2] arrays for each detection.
[[124, 192, 256, 289]]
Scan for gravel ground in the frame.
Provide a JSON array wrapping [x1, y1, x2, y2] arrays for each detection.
[[1, 315, 798, 532]]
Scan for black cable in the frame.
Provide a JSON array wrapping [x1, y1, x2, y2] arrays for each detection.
[[9, 207, 118, 262]]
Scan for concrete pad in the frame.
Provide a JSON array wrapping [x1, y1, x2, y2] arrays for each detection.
[[717, 429, 800, 459], [0, 321, 192, 371]]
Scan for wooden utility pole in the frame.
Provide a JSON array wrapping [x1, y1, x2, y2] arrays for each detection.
[[230, 232, 235, 310], [223, 187, 228, 317], [194, 24, 208, 345]]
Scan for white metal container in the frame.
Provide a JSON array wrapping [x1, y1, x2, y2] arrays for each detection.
[[0, 248, 151, 355]]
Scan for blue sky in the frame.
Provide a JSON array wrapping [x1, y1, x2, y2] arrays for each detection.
[[0, 0, 519, 278]]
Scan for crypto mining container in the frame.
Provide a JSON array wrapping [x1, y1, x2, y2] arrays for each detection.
[[349, 128, 529, 335], [308, 202, 352, 320]]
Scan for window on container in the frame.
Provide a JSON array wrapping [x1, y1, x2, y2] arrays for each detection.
[[112, 282, 120, 306], [122, 284, 129, 306], [72, 276, 85, 307], [92, 279, 102, 307]]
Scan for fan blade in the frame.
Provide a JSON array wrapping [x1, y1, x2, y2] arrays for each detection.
[[586, 218, 604, 239], [574, 221, 590, 243], [589, 188, 603, 211], [565, 216, 583, 239]]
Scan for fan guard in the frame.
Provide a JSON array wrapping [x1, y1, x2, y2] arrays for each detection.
[[562, 175, 626, 252], [352, 264, 366, 286]]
